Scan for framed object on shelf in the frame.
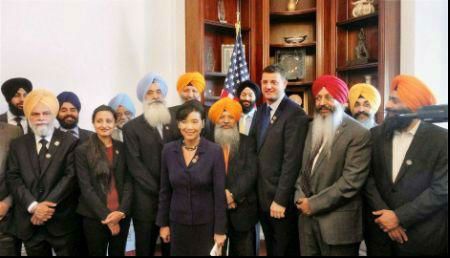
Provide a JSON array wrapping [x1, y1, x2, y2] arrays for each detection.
[[287, 88, 310, 115], [275, 48, 307, 81], [221, 44, 246, 74]]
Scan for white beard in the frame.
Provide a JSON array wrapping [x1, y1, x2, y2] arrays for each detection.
[[311, 102, 345, 158], [30, 121, 54, 137], [214, 125, 240, 153], [359, 115, 377, 129], [143, 100, 172, 128]]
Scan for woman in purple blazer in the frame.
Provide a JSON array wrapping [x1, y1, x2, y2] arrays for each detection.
[[157, 101, 227, 256]]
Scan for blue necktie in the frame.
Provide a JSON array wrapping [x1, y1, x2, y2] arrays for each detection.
[[258, 105, 271, 149]]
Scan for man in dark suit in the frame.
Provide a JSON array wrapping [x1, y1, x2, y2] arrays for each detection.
[[237, 80, 261, 136], [170, 72, 213, 140], [124, 73, 177, 256], [1, 78, 33, 134], [364, 75, 448, 256], [0, 122, 22, 256], [208, 98, 258, 256], [295, 75, 371, 256], [57, 92, 93, 143], [6, 89, 80, 256], [250, 65, 309, 256]]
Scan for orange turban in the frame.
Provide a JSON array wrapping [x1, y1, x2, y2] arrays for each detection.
[[177, 72, 206, 94], [208, 98, 243, 124], [23, 89, 59, 118], [391, 75, 437, 112]]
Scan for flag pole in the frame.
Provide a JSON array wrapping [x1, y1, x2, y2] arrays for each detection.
[[235, 0, 241, 37]]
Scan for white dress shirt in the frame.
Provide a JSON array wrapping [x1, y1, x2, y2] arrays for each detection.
[[239, 108, 256, 136], [268, 94, 285, 120], [392, 121, 421, 183], [7, 110, 28, 134]]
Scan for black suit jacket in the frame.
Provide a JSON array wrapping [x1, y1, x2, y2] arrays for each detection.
[[226, 134, 258, 232], [75, 138, 133, 221], [123, 115, 178, 222], [364, 122, 448, 255], [78, 128, 94, 143], [6, 129, 79, 240], [250, 97, 309, 211]]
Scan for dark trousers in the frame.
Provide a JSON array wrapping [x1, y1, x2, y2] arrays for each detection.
[[0, 232, 22, 256], [299, 215, 359, 256], [171, 222, 214, 256], [228, 227, 255, 256], [83, 217, 131, 256], [23, 228, 79, 256], [134, 219, 170, 256], [260, 210, 300, 256]]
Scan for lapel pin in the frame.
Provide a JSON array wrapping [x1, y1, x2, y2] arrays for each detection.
[[271, 116, 277, 124], [46, 153, 52, 159], [406, 160, 413, 166], [192, 155, 199, 164], [54, 141, 60, 147], [116, 150, 120, 155], [165, 126, 170, 130]]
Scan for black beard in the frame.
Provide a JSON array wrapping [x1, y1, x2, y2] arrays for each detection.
[[9, 102, 24, 117], [384, 109, 415, 136], [57, 115, 79, 130], [240, 101, 255, 114]]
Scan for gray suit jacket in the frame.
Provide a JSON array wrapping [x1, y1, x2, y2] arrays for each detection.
[[0, 122, 22, 200], [295, 115, 371, 245]]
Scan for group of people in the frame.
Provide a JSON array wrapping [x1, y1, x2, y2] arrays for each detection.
[[0, 65, 447, 256]]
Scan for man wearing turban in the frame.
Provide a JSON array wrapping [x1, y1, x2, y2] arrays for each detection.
[[236, 80, 261, 136], [6, 89, 80, 256], [123, 73, 176, 256], [108, 93, 136, 142], [170, 72, 213, 140], [349, 83, 382, 129], [57, 92, 93, 143], [364, 75, 447, 256], [1, 78, 33, 134], [252, 65, 309, 256], [295, 75, 371, 256], [208, 98, 258, 256]]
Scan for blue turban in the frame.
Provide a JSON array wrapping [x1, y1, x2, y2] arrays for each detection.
[[57, 91, 81, 111], [136, 73, 168, 102], [108, 93, 136, 117]]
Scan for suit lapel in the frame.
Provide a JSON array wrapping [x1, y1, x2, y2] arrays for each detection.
[[312, 120, 347, 176], [394, 123, 427, 185], [40, 130, 64, 178], [383, 131, 394, 187], [26, 134, 40, 179], [258, 97, 287, 151]]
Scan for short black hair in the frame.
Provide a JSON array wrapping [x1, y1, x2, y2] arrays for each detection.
[[92, 105, 117, 123], [176, 100, 205, 122], [263, 64, 287, 80]]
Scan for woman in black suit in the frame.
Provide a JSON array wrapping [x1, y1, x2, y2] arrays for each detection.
[[75, 105, 133, 256], [156, 100, 227, 256]]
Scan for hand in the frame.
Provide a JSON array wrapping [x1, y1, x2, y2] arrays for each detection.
[[33, 201, 57, 221], [107, 223, 121, 236], [0, 201, 10, 220], [160, 227, 171, 243], [226, 190, 237, 210], [373, 210, 400, 232], [214, 234, 227, 248], [296, 198, 312, 216], [30, 214, 46, 226], [102, 211, 125, 225], [270, 201, 286, 219], [388, 227, 409, 244]]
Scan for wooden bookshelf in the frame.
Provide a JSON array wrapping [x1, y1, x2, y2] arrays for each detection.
[[330, 0, 400, 121]]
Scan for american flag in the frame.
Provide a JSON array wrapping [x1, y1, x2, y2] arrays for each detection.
[[221, 30, 250, 99]]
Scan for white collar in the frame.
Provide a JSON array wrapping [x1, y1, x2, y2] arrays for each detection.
[[34, 128, 55, 145], [267, 94, 285, 113], [7, 110, 25, 122], [243, 108, 257, 118]]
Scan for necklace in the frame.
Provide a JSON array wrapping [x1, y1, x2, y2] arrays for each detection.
[[182, 141, 199, 152]]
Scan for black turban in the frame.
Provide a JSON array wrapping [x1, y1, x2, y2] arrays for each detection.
[[236, 80, 262, 101], [1, 78, 33, 102]]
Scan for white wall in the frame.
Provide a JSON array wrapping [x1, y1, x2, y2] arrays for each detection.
[[401, 0, 448, 104], [0, 0, 185, 129]]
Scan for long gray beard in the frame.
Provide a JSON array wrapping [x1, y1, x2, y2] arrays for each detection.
[[214, 126, 240, 153], [30, 120, 54, 137], [311, 103, 345, 158], [143, 100, 172, 128]]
